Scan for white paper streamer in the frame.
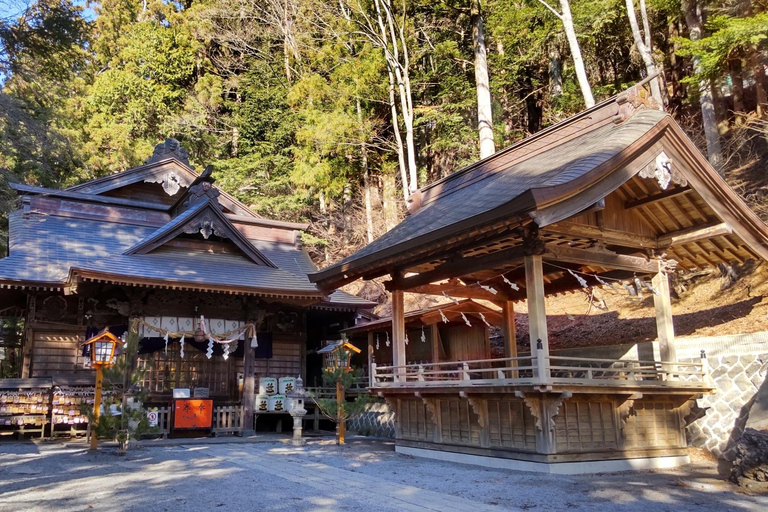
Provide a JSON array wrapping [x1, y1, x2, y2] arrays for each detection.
[[421, 327, 426, 343], [440, 310, 449, 323], [179, 335, 185, 359], [461, 312, 472, 327], [442, 291, 459, 304], [385, 331, 390, 348], [502, 275, 520, 291], [206, 337, 214, 359], [376, 334, 380, 350], [405, 334, 409, 346], [163, 333, 169, 355], [479, 312, 492, 327], [596, 276, 618, 290], [568, 269, 589, 289], [479, 282, 498, 295]]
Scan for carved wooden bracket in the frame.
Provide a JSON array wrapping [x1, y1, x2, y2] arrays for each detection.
[[416, 392, 439, 424], [545, 392, 572, 432], [618, 393, 642, 431], [461, 392, 487, 429], [515, 391, 543, 431]]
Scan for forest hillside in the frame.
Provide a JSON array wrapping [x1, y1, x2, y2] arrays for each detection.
[[0, 0, 767, 334]]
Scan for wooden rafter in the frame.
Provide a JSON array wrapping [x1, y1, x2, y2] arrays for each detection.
[[624, 186, 691, 210]]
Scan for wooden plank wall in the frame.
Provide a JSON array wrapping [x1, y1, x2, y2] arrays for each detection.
[[554, 400, 619, 452], [30, 330, 85, 377], [254, 336, 302, 378], [624, 401, 684, 449], [487, 399, 537, 450], [399, 399, 434, 441], [440, 325, 487, 361]]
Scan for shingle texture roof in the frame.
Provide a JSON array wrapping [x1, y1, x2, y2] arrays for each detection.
[[0, 199, 374, 305], [312, 109, 667, 278]]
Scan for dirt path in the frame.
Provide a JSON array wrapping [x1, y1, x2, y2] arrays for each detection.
[[1, 439, 766, 511]]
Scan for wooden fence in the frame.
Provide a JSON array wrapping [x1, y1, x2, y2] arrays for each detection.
[[372, 349, 712, 389]]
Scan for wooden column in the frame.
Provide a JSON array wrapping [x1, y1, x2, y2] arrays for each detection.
[[242, 328, 257, 434], [525, 255, 549, 379], [652, 270, 677, 362], [367, 331, 374, 386], [430, 324, 440, 363], [501, 300, 517, 359], [391, 289, 406, 380]]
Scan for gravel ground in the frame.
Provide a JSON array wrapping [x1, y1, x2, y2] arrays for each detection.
[[1, 437, 766, 511]]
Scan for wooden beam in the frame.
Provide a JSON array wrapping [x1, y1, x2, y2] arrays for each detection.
[[541, 221, 657, 249], [543, 243, 662, 273], [391, 290, 406, 380], [386, 245, 527, 291], [525, 256, 549, 361], [409, 283, 503, 301], [652, 271, 677, 362], [657, 222, 732, 247], [624, 186, 691, 210]]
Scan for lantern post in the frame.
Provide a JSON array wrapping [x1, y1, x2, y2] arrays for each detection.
[[83, 329, 123, 450], [317, 339, 361, 445]]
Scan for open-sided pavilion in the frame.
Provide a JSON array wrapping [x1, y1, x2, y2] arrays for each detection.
[[310, 83, 768, 473]]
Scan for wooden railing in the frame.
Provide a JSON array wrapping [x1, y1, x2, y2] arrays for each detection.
[[212, 405, 243, 436], [371, 349, 713, 389]]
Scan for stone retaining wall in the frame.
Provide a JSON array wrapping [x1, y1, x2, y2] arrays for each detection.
[[347, 401, 395, 438]]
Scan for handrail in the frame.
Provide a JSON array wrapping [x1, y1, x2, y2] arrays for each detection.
[[371, 352, 711, 388]]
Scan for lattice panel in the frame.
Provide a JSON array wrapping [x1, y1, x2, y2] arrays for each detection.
[[624, 401, 682, 449], [398, 399, 434, 441], [554, 400, 619, 452], [439, 398, 481, 446], [487, 399, 537, 450]]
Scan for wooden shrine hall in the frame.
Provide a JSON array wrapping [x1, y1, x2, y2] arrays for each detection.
[[311, 83, 768, 473], [0, 139, 374, 438]]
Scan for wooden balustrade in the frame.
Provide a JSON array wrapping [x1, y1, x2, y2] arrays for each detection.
[[371, 352, 711, 389]]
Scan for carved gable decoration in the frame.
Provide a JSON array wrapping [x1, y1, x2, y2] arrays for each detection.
[[145, 170, 186, 197], [125, 200, 277, 267], [638, 151, 687, 190]]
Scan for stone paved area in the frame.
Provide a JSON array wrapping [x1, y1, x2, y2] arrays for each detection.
[[1, 438, 767, 511]]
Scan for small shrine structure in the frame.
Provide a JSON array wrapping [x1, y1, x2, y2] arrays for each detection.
[[0, 140, 374, 438], [310, 83, 768, 473]]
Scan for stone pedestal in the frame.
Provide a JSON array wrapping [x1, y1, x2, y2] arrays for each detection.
[[290, 406, 307, 445]]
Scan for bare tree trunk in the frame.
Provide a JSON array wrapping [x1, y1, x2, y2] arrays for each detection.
[[683, 0, 723, 171], [372, 0, 411, 202], [729, 55, 745, 113], [625, 0, 663, 107], [356, 99, 375, 243], [549, 43, 563, 98], [342, 183, 352, 245], [471, 0, 495, 159], [557, 0, 595, 107], [283, 0, 292, 83], [751, 50, 767, 116]]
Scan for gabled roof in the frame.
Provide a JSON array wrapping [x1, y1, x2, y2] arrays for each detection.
[[66, 158, 258, 218], [311, 86, 768, 291], [124, 199, 276, 268]]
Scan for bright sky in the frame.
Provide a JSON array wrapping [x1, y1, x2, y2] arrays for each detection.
[[0, 0, 96, 22]]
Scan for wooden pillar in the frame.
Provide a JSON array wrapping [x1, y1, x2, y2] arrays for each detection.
[[652, 271, 677, 362], [525, 255, 549, 380], [501, 300, 517, 359], [430, 324, 440, 363], [391, 289, 406, 380], [367, 331, 374, 386], [242, 328, 257, 434]]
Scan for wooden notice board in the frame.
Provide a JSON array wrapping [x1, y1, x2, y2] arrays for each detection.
[[173, 398, 213, 430]]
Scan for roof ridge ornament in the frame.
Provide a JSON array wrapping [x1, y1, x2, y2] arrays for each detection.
[[146, 138, 192, 167], [638, 151, 687, 190]]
